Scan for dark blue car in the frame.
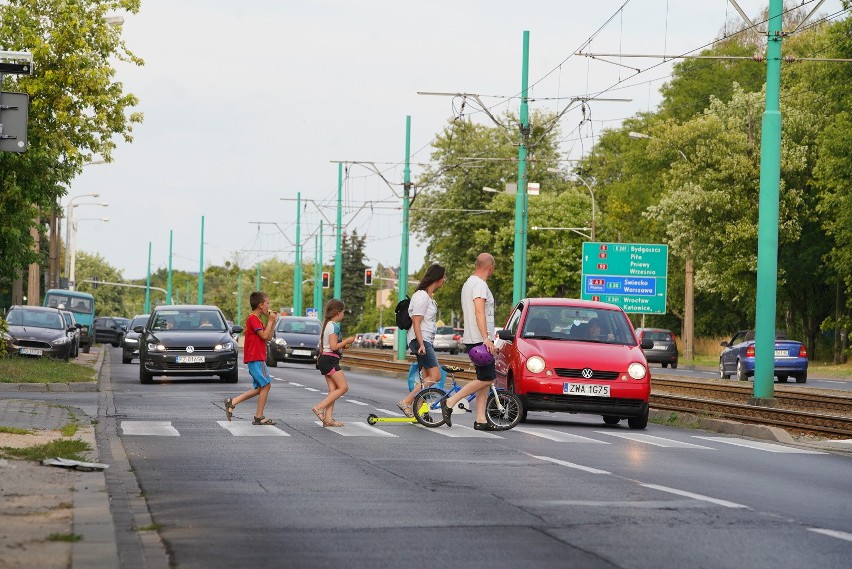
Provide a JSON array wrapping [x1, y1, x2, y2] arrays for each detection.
[[719, 330, 808, 383]]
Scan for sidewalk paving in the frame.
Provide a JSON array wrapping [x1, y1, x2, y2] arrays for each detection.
[[0, 348, 119, 569]]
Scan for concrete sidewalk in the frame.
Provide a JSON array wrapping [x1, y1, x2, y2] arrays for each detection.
[[0, 349, 119, 569]]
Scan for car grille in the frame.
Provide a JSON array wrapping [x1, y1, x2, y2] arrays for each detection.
[[15, 339, 52, 349], [553, 368, 620, 380], [161, 361, 232, 371]]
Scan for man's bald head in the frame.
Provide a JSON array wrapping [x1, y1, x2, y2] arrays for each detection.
[[475, 253, 494, 269]]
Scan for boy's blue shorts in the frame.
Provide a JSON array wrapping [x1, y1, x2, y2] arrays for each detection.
[[247, 361, 272, 389]]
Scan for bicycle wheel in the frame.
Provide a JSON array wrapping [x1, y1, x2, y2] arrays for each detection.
[[485, 390, 523, 430], [413, 387, 447, 428]]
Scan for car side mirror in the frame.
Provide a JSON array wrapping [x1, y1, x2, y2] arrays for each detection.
[[640, 338, 654, 350], [497, 329, 514, 342], [231, 325, 244, 334], [67, 326, 77, 333], [720, 341, 728, 347], [121, 325, 128, 332], [133, 325, 144, 333]]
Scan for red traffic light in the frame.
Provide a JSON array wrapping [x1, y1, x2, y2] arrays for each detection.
[[364, 269, 373, 286], [321, 272, 330, 288]]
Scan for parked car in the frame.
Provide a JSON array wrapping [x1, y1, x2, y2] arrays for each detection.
[[432, 325, 459, 355], [114, 317, 131, 332], [366, 333, 381, 348], [719, 330, 808, 383], [93, 316, 124, 347], [121, 314, 150, 364], [136, 305, 244, 384], [266, 316, 322, 366], [3, 305, 75, 361], [494, 298, 654, 429], [634, 328, 678, 368], [453, 328, 468, 352], [60, 310, 81, 358], [380, 326, 397, 350]]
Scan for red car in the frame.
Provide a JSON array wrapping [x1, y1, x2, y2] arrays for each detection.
[[495, 298, 654, 429]]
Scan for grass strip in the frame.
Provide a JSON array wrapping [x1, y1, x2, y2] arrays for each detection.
[[0, 438, 91, 461], [0, 357, 95, 383]]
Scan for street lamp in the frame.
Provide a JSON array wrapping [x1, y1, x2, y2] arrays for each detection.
[[547, 168, 596, 241], [68, 206, 109, 291], [64, 193, 100, 279], [628, 130, 694, 362]]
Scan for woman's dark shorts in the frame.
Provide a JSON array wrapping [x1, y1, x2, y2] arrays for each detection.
[[465, 343, 496, 381], [408, 339, 439, 370], [317, 354, 342, 376]]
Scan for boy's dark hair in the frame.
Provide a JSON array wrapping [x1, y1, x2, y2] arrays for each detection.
[[249, 291, 268, 310]]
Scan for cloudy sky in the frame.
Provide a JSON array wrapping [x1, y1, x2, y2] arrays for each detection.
[[68, 0, 841, 282]]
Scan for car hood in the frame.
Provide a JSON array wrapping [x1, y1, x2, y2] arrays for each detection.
[[515, 338, 647, 369], [147, 331, 234, 347], [7, 325, 66, 342], [274, 332, 320, 346]]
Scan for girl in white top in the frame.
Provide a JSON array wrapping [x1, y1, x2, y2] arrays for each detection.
[[397, 263, 446, 417], [312, 299, 356, 427]]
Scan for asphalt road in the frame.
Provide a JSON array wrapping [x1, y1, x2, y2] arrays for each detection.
[[98, 347, 852, 569]]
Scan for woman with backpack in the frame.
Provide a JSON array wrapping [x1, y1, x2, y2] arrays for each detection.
[[396, 263, 447, 417]]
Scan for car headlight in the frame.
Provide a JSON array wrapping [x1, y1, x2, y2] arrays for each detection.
[[526, 356, 546, 374], [275, 338, 287, 346], [627, 362, 647, 380], [1, 332, 12, 342], [147, 343, 166, 352], [52, 336, 70, 345], [215, 342, 234, 351]]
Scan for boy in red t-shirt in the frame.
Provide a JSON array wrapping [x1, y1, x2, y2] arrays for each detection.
[[224, 291, 278, 425]]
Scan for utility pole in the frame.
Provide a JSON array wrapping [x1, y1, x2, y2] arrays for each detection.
[[334, 163, 343, 299], [512, 30, 531, 305], [397, 116, 412, 361], [294, 192, 303, 315], [314, 220, 323, 321], [198, 215, 205, 304], [144, 241, 151, 313], [167, 230, 173, 305]]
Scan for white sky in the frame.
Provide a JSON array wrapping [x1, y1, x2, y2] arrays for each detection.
[[68, 0, 842, 281]]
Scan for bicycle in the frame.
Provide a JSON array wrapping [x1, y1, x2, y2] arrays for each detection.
[[412, 364, 523, 431]]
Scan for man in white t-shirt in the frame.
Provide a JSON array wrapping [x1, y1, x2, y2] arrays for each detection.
[[441, 253, 498, 431]]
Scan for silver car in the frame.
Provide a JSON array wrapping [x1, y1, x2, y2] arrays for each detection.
[[432, 325, 459, 355]]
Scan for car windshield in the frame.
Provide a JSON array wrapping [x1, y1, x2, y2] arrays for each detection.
[[45, 293, 92, 314], [8, 308, 65, 330], [643, 331, 672, 342], [436, 326, 455, 335], [521, 306, 637, 345], [277, 319, 321, 334], [130, 315, 149, 328], [152, 310, 225, 331]]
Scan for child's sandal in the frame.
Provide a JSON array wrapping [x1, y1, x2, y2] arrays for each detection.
[[224, 398, 235, 421], [252, 415, 276, 425]]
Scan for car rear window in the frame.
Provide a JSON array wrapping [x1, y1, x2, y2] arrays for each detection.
[[436, 326, 455, 335], [643, 331, 673, 342], [277, 319, 321, 335]]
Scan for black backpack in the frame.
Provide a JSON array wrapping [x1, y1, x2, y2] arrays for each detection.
[[395, 296, 412, 330]]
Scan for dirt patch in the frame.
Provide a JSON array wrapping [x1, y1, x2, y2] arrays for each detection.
[[0, 430, 64, 449]]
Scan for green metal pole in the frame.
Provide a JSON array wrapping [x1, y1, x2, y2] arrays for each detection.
[[198, 216, 205, 304], [256, 262, 261, 291], [294, 192, 303, 315], [237, 271, 242, 326], [185, 282, 190, 304], [397, 116, 412, 361], [314, 220, 323, 320], [334, 163, 343, 299], [753, 0, 784, 402], [512, 30, 531, 305], [167, 230, 173, 305], [144, 241, 151, 313]]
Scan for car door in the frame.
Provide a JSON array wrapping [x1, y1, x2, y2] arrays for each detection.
[[721, 331, 746, 372], [495, 304, 524, 389]]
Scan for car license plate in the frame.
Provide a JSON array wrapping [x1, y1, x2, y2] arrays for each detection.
[[563, 383, 610, 397], [653, 342, 668, 349], [293, 349, 312, 356], [20, 348, 43, 356], [774, 349, 789, 357], [176, 355, 205, 363]]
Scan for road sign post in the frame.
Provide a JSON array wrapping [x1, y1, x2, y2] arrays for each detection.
[[581, 242, 669, 314]]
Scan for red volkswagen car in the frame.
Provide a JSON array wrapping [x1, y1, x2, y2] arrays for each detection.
[[495, 298, 654, 429]]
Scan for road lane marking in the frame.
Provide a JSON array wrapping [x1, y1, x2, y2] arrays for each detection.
[[639, 483, 749, 509], [375, 408, 404, 417], [121, 421, 179, 436], [313, 421, 397, 436], [418, 425, 503, 438], [808, 528, 852, 543], [513, 426, 610, 443], [345, 399, 370, 406], [289, 382, 304, 387], [692, 436, 826, 454], [528, 454, 610, 475], [217, 421, 290, 437], [596, 432, 714, 448], [303, 387, 321, 392]]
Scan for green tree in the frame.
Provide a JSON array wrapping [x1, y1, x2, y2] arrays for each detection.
[[339, 232, 368, 333], [74, 251, 126, 316], [0, 0, 142, 286]]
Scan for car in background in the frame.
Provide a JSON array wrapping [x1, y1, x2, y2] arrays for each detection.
[[432, 325, 459, 355], [719, 330, 808, 383], [365, 333, 380, 348], [121, 314, 150, 364], [3, 305, 75, 361], [453, 328, 468, 352], [114, 317, 131, 332], [380, 326, 397, 350], [60, 310, 81, 358], [136, 305, 244, 384], [495, 298, 654, 429], [93, 316, 124, 347], [267, 316, 322, 366], [43, 289, 95, 353], [634, 328, 678, 368]]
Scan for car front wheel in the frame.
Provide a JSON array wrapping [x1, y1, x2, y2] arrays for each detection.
[[221, 368, 239, 383], [719, 360, 729, 379], [736, 360, 748, 381], [627, 409, 649, 430]]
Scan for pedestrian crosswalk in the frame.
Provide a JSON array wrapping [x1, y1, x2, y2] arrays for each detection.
[[117, 419, 826, 454]]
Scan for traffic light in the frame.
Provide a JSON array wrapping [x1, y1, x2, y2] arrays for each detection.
[[364, 269, 373, 286], [321, 272, 330, 288]]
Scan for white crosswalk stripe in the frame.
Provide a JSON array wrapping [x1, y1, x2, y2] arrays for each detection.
[[121, 421, 180, 436], [313, 421, 397, 437], [514, 426, 610, 443], [692, 436, 826, 454], [345, 399, 371, 406], [417, 425, 503, 438], [217, 421, 290, 437], [596, 431, 714, 449]]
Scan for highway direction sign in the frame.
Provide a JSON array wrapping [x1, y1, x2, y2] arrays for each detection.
[[581, 242, 668, 314]]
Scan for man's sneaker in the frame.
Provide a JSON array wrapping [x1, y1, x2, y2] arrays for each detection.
[[473, 421, 496, 431], [440, 399, 453, 427]]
